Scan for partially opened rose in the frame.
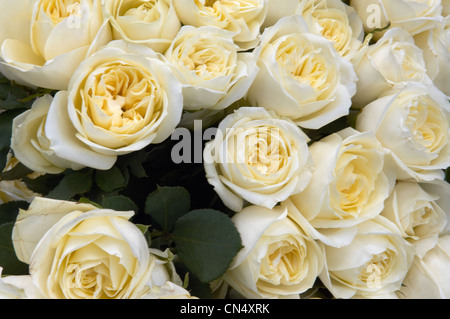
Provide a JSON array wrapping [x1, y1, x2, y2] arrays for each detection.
[[164, 25, 259, 111], [44, 40, 183, 170], [203, 106, 314, 213], [351, 27, 430, 108], [11, 197, 187, 299], [414, 16, 450, 98], [172, 0, 268, 50], [350, 0, 442, 39], [319, 216, 415, 299], [0, 0, 111, 90], [356, 82, 450, 182], [381, 179, 449, 257], [103, 0, 181, 53], [283, 127, 396, 247], [11, 95, 86, 174], [247, 15, 357, 129], [398, 235, 450, 299], [222, 205, 324, 299]]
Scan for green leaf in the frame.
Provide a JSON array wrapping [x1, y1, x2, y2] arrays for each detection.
[[172, 209, 243, 283], [0, 222, 29, 275], [95, 166, 126, 192], [101, 195, 138, 213], [47, 169, 93, 200], [0, 201, 29, 225], [145, 186, 190, 232], [0, 162, 34, 181]]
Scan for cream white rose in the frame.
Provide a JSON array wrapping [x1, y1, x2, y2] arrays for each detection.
[[414, 16, 450, 98], [43, 40, 183, 170], [351, 27, 430, 108], [298, 0, 370, 61], [103, 0, 181, 53], [398, 235, 450, 299], [381, 179, 449, 257], [203, 106, 314, 213], [164, 26, 259, 111], [11, 196, 185, 299], [350, 0, 442, 39], [0, 0, 111, 90], [283, 127, 396, 247], [247, 15, 357, 130], [319, 216, 415, 299], [172, 0, 268, 50], [11, 95, 88, 174], [222, 205, 324, 299], [356, 82, 450, 182]]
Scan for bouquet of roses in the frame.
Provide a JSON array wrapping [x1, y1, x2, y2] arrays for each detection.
[[0, 0, 448, 300]]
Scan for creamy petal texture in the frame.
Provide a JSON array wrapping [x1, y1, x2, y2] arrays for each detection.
[[320, 216, 415, 299], [284, 127, 396, 247], [11, 197, 188, 299], [247, 15, 357, 129], [42, 40, 183, 169], [356, 83, 450, 181], [164, 25, 259, 111], [103, 0, 181, 52], [204, 106, 314, 212], [0, 0, 112, 90], [223, 205, 324, 299], [172, 0, 268, 50]]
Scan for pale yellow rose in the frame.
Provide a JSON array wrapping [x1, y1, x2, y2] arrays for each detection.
[[350, 0, 443, 39], [172, 0, 268, 50], [103, 0, 181, 53], [351, 27, 431, 108], [164, 25, 259, 111], [283, 127, 396, 247], [10, 95, 87, 174], [11, 197, 186, 299], [319, 216, 415, 299], [398, 235, 450, 299], [414, 16, 450, 98], [356, 82, 450, 182], [0, 0, 112, 90], [381, 179, 449, 257], [222, 205, 324, 299], [43, 40, 183, 170], [203, 106, 314, 213], [247, 15, 357, 129]]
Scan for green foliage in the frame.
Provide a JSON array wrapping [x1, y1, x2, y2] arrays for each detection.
[[145, 186, 190, 232], [0, 223, 28, 275], [172, 209, 243, 283]]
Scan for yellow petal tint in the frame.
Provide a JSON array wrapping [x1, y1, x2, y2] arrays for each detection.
[[80, 61, 163, 147]]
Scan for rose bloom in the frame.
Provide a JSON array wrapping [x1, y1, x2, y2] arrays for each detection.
[[351, 27, 430, 108], [319, 216, 415, 299], [398, 235, 450, 299], [222, 205, 324, 299], [350, 0, 443, 39], [164, 25, 259, 111], [0, 0, 111, 90], [264, 0, 370, 61], [246, 15, 357, 130], [283, 127, 396, 247], [172, 0, 268, 50], [381, 179, 449, 257], [11, 95, 87, 174], [203, 106, 314, 213], [103, 0, 181, 53], [43, 40, 183, 170], [10, 197, 189, 299], [356, 82, 450, 182], [414, 16, 450, 98]]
